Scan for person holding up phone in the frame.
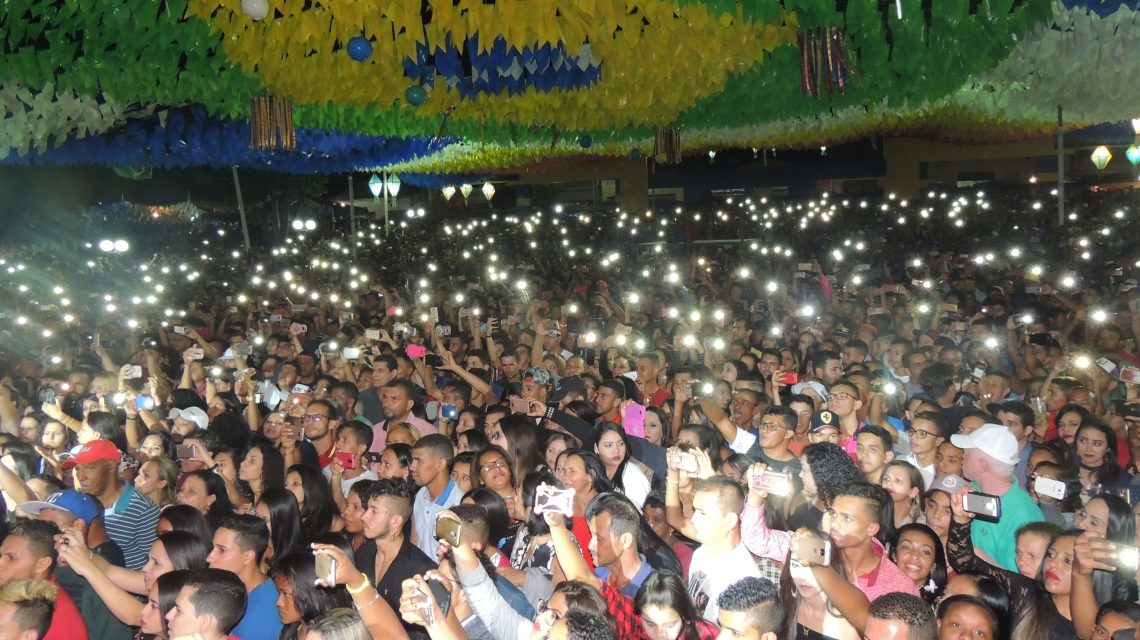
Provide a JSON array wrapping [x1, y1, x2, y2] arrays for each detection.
[[328, 421, 378, 512], [950, 424, 1044, 571]]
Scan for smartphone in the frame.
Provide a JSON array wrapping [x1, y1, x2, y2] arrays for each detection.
[[533, 484, 575, 517], [796, 535, 832, 566], [797, 263, 813, 272], [290, 323, 307, 335], [365, 329, 381, 341], [778, 372, 800, 385], [335, 452, 356, 470], [1033, 476, 1066, 500], [438, 325, 452, 336], [1114, 544, 1140, 571], [624, 402, 646, 438], [135, 396, 155, 411], [938, 303, 958, 313], [173, 326, 186, 335], [291, 392, 311, 406], [962, 492, 1002, 521], [971, 367, 986, 383], [175, 444, 197, 460], [671, 450, 699, 473], [441, 404, 459, 421], [1030, 397, 1048, 416], [429, 307, 440, 323], [186, 348, 204, 360], [1121, 367, 1140, 384], [342, 347, 361, 360], [315, 553, 337, 585], [124, 365, 143, 379], [435, 513, 463, 547], [269, 313, 283, 323], [509, 397, 531, 414], [1025, 285, 1044, 294], [424, 354, 445, 368], [751, 469, 792, 497], [951, 322, 968, 331], [427, 577, 452, 617], [406, 344, 427, 359]]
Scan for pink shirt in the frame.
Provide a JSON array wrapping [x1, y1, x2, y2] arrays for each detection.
[[855, 539, 921, 600]]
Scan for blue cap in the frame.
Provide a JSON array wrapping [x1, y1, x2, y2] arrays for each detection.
[[20, 490, 100, 525]]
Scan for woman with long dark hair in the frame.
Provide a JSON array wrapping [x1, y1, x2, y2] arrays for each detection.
[[57, 529, 210, 627], [272, 545, 353, 640], [487, 414, 543, 478], [947, 492, 1079, 640], [256, 487, 304, 573], [1072, 492, 1138, 603], [594, 421, 651, 510], [890, 523, 948, 606], [239, 435, 285, 506], [1075, 421, 1130, 495], [286, 463, 342, 542], [177, 470, 235, 529], [554, 449, 612, 569], [634, 571, 717, 640], [138, 570, 193, 640], [156, 504, 213, 541]]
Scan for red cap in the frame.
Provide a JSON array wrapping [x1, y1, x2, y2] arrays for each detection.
[[62, 440, 122, 469]]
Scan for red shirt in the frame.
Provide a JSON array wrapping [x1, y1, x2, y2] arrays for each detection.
[[45, 578, 88, 640], [572, 516, 595, 571], [642, 388, 671, 408]]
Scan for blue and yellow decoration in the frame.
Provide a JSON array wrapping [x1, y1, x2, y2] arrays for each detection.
[[1, 0, 1137, 175]]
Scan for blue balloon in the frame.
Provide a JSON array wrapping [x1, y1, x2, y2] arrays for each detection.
[[405, 85, 428, 106], [579, 135, 592, 148], [347, 36, 373, 62]]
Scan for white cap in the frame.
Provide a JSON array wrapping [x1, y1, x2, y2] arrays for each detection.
[[950, 423, 1019, 466], [169, 407, 208, 431]]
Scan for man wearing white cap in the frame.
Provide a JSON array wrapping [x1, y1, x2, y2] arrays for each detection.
[[951, 423, 1043, 572]]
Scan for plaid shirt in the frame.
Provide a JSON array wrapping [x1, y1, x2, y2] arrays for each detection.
[[601, 581, 720, 640]]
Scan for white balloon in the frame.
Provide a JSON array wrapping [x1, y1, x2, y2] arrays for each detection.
[[241, 0, 269, 20]]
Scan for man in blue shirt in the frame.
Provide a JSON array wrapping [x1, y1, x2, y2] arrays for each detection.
[[205, 514, 282, 640], [587, 493, 654, 598]]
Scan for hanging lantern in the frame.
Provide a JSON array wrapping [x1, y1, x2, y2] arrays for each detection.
[[482, 182, 496, 201], [385, 174, 401, 198], [1091, 146, 1112, 171], [1126, 145, 1140, 166], [367, 174, 382, 200], [441, 186, 457, 200], [1132, 118, 1140, 135], [459, 184, 473, 200]]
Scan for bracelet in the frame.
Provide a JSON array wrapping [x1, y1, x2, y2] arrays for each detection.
[[347, 575, 371, 594], [354, 592, 381, 611]]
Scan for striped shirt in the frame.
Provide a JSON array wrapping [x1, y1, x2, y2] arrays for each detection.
[[103, 484, 160, 570]]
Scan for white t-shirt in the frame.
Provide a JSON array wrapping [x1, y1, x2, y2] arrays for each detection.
[[687, 541, 763, 623], [617, 463, 651, 511], [323, 468, 379, 498], [902, 454, 935, 490]]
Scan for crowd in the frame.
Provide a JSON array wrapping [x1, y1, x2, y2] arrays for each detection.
[[0, 187, 1138, 640]]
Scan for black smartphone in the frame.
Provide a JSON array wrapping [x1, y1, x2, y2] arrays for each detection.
[[427, 578, 451, 617]]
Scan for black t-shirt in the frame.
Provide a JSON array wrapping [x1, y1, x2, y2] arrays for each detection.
[[355, 538, 438, 636], [787, 501, 824, 532], [746, 445, 803, 476]]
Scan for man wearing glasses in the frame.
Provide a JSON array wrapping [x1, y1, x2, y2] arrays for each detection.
[[742, 406, 802, 475], [300, 399, 340, 470], [901, 410, 947, 488]]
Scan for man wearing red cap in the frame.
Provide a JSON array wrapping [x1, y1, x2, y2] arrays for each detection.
[[65, 440, 159, 570]]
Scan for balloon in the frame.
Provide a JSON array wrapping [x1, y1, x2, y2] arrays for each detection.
[[405, 85, 428, 106], [579, 135, 592, 148], [240, 0, 269, 20], [347, 37, 373, 62]]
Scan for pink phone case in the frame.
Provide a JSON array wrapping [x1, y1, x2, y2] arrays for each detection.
[[624, 403, 646, 438]]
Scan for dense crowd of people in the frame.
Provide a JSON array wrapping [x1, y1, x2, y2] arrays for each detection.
[[0, 187, 1139, 640]]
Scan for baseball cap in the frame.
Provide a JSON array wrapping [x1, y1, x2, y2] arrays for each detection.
[[523, 367, 553, 388], [550, 376, 586, 404], [20, 490, 100, 525], [169, 406, 209, 430], [950, 423, 1019, 466], [61, 440, 122, 470], [928, 474, 967, 497], [809, 410, 841, 433]]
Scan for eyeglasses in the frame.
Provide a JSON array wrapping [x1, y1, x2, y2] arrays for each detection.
[[906, 427, 937, 440], [536, 600, 564, 622], [759, 421, 787, 433], [828, 392, 857, 402], [302, 414, 329, 423], [480, 458, 510, 473]]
